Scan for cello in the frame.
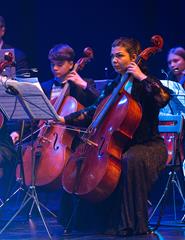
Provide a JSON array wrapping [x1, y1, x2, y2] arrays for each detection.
[[62, 35, 164, 202], [21, 47, 94, 188]]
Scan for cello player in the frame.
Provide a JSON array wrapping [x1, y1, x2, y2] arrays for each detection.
[[42, 43, 98, 109], [41, 43, 99, 147], [41, 42, 99, 220], [58, 37, 171, 236]]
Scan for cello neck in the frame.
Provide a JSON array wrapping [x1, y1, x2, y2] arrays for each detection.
[[89, 72, 131, 130], [53, 82, 70, 112]]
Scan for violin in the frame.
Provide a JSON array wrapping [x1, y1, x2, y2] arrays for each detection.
[[19, 47, 94, 188], [62, 35, 164, 202]]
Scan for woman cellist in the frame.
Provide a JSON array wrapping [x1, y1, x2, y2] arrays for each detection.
[[58, 37, 171, 236]]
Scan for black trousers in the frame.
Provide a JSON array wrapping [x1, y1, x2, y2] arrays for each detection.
[[0, 145, 17, 200]]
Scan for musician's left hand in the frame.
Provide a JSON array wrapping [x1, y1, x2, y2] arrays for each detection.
[[64, 70, 87, 89], [127, 62, 147, 81]]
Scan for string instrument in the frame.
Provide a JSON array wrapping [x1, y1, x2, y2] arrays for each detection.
[[62, 35, 164, 202], [20, 47, 94, 188], [0, 51, 14, 128], [0, 51, 14, 74]]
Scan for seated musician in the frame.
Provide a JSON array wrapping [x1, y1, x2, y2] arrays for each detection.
[[58, 37, 171, 236], [8, 43, 99, 158], [167, 47, 185, 87], [41, 43, 98, 110], [165, 46, 185, 164], [160, 47, 185, 117]]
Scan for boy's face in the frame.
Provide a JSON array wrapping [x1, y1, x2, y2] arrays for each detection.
[[50, 60, 73, 80]]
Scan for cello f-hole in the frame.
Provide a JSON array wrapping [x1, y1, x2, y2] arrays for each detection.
[[98, 137, 105, 157], [53, 132, 60, 150]]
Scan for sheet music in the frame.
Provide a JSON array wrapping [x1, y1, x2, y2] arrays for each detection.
[[0, 76, 59, 121]]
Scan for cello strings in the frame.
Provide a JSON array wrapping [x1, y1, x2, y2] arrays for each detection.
[[15, 122, 87, 146]]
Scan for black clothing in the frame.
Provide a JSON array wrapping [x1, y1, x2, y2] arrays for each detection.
[[65, 75, 170, 144], [0, 113, 17, 199], [41, 78, 98, 107], [60, 75, 170, 235], [0, 42, 28, 199], [41, 78, 99, 128], [0, 115, 15, 151]]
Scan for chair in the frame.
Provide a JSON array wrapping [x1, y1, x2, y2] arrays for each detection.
[[149, 114, 185, 224]]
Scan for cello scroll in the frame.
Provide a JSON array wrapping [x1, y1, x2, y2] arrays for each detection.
[[137, 35, 163, 62]]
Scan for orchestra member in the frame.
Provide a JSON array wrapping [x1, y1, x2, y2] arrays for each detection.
[[58, 37, 171, 236], [167, 47, 185, 88]]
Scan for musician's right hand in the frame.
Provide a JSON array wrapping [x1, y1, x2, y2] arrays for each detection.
[[58, 116, 65, 124], [10, 131, 20, 144]]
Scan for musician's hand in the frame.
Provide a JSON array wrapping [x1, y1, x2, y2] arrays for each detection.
[[58, 116, 65, 124], [127, 62, 147, 81], [64, 70, 87, 89], [10, 131, 20, 144]]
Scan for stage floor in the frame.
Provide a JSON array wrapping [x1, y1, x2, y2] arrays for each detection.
[[0, 173, 185, 240], [0, 215, 185, 240]]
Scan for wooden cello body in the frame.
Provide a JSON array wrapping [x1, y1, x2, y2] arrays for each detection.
[[62, 35, 164, 202], [62, 90, 142, 201], [22, 96, 83, 187]]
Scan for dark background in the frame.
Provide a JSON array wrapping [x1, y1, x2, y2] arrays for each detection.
[[1, 0, 184, 82]]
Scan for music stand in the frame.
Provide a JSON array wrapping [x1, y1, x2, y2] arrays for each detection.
[[0, 79, 60, 239], [149, 114, 185, 227]]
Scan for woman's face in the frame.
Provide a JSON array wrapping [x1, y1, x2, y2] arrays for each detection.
[[111, 46, 136, 75], [167, 53, 185, 76]]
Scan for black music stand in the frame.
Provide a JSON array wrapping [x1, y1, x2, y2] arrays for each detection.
[[0, 80, 60, 239], [149, 114, 185, 227]]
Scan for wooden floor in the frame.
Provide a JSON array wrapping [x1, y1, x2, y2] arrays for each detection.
[[0, 197, 185, 239], [0, 172, 185, 240], [0, 216, 185, 240]]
